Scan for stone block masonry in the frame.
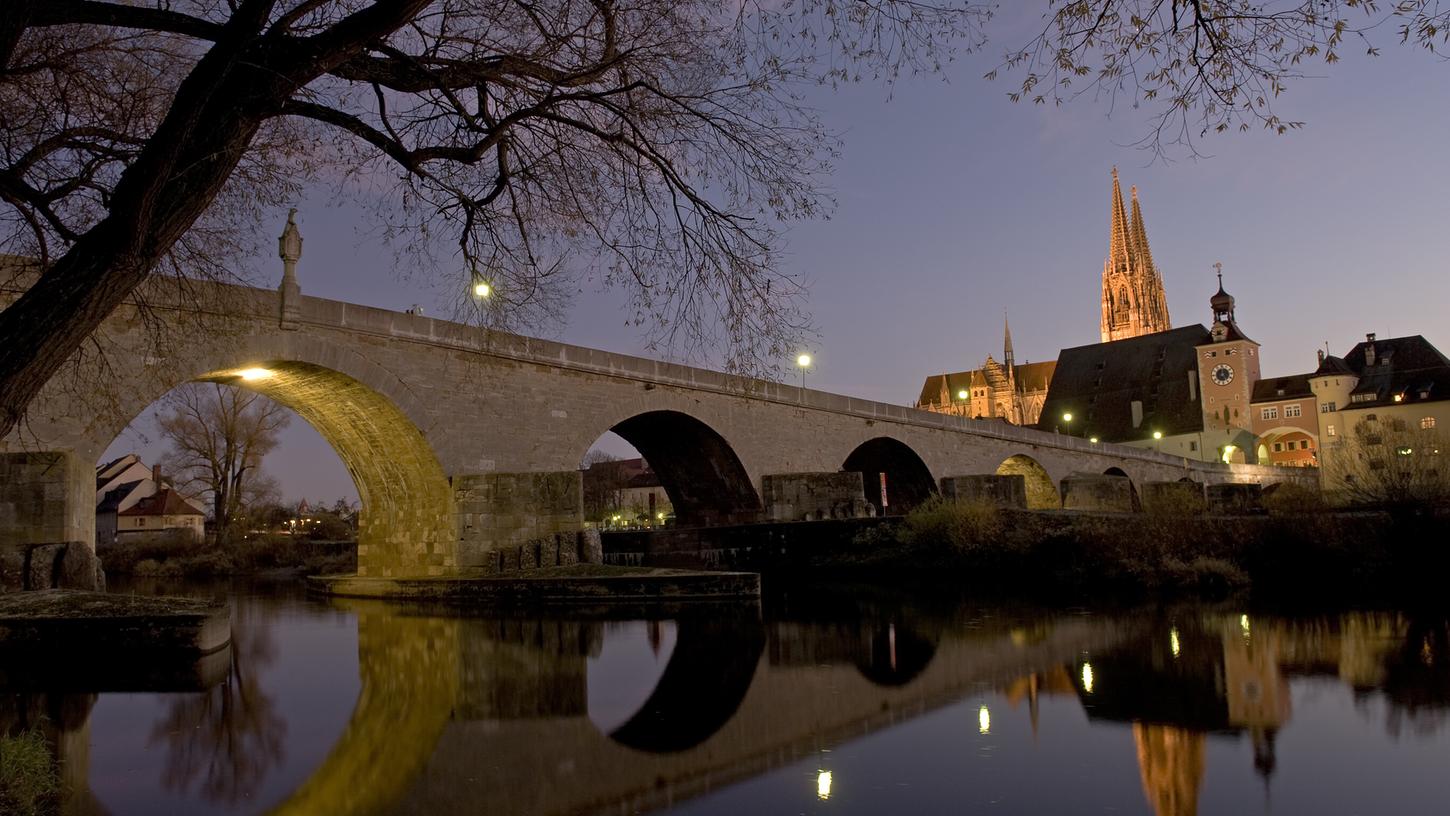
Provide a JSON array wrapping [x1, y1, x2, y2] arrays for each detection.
[[940, 475, 1027, 509], [1060, 474, 1137, 513], [0, 269, 1319, 586], [1142, 481, 1207, 515], [762, 473, 872, 521]]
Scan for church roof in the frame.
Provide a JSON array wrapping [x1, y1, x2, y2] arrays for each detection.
[[916, 362, 1055, 407], [1039, 325, 1211, 442], [1251, 373, 1314, 403], [1337, 335, 1450, 409]]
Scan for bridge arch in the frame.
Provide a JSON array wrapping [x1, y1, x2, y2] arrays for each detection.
[[87, 337, 456, 577], [595, 411, 761, 526], [996, 454, 1058, 509], [842, 437, 937, 515], [1103, 467, 1142, 512]]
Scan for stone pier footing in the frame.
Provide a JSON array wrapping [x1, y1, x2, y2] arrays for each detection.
[[1207, 483, 1265, 515], [1142, 481, 1207, 515], [1060, 474, 1137, 513], [762, 473, 872, 521], [940, 475, 1027, 509]]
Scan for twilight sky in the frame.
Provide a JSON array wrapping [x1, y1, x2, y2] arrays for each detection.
[[105, 18, 1450, 505]]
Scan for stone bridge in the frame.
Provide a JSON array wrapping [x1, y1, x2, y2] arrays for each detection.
[[1, 262, 1313, 583], [266, 599, 1144, 816]]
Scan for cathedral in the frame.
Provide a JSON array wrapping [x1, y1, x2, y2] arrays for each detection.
[[915, 169, 1168, 425], [1101, 168, 1172, 342]]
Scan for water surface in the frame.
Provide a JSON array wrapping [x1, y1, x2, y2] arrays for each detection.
[[12, 579, 1450, 816]]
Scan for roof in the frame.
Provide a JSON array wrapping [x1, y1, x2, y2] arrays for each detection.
[[119, 488, 205, 517], [97, 480, 146, 514], [1251, 373, 1314, 403], [1038, 325, 1211, 442], [1314, 355, 1354, 376], [916, 361, 1057, 407], [1337, 335, 1450, 409], [623, 471, 662, 489]]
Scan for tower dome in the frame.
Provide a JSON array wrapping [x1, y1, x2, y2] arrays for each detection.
[[1210, 285, 1234, 314]]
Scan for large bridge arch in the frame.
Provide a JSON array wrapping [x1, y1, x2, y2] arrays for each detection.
[[997, 454, 1059, 509], [842, 436, 937, 515], [79, 335, 457, 577], [589, 410, 762, 526]]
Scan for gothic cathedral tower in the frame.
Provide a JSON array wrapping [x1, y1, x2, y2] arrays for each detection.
[[1101, 169, 1172, 342]]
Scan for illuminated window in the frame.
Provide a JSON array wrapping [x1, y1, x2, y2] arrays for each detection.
[[1284, 404, 1302, 418], [1424, 417, 1438, 430], [1328, 424, 1337, 437], [1272, 442, 1283, 452]]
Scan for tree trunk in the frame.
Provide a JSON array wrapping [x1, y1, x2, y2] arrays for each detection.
[[0, 0, 431, 438]]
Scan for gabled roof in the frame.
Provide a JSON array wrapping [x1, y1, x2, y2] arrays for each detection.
[[1336, 335, 1450, 409], [1251, 373, 1314, 403], [97, 480, 146, 514], [119, 488, 205, 517], [1039, 325, 1211, 442]]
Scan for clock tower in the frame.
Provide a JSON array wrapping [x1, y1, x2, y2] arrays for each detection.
[[1195, 266, 1260, 454]]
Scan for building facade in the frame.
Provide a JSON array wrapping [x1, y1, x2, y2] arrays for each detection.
[[1250, 373, 1319, 467], [916, 320, 1055, 425], [1311, 333, 1450, 495], [1101, 169, 1172, 342]]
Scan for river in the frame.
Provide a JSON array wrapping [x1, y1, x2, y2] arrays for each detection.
[[13, 578, 1450, 815]]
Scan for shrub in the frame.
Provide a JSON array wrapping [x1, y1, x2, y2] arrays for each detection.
[[1262, 481, 1329, 516], [0, 730, 58, 816], [900, 497, 1007, 554]]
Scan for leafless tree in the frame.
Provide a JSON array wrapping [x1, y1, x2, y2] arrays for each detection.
[[1328, 416, 1449, 506], [992, 1, 1450, 158], [156, 383, 292, 541], [0, 0, 994, 437]]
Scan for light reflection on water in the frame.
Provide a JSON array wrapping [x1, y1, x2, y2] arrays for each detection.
[[6, 579, 1450, 816]]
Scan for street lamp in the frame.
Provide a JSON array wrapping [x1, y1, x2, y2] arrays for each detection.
[[796, 353, 812, 388], [1152, 430, 1163, 452], [471, 271, 493, 299]]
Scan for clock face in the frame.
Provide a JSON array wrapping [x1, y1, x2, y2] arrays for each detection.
[[1211, 363, 1235, 386]]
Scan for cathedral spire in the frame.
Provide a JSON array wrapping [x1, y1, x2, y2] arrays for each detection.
[[1108, 167, 1131, 276], [1102, 171, 1172, 342], [1003, 314, 1015, 368]]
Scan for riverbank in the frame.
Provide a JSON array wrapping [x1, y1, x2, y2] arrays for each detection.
[[97, 536, 354, 579], [823, 498, 1450, 599]]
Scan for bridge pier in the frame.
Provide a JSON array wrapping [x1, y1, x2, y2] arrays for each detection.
[[0, 451, 103, 591], [939, 475, 1027, 509], [453, 471, 586, 570], [1060, 474, 1138, 513], [761, 473, 872, 522]]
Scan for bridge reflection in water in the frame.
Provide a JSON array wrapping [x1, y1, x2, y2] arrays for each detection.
[[9, 598, 1450, 816]]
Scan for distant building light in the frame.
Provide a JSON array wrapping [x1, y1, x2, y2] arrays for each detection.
[[1089, 436, 1099, 444], [1152, 431, 1163, 440], [473, 280, 492, 298], [797, 353, 812, 368]]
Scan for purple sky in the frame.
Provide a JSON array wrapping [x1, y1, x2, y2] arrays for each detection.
[[105, 25, 1450, 505]]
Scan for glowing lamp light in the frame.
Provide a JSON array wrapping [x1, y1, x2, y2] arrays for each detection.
[[1062, 412, 1073, 422], [1081, 662, 1095, 694], [473, 280, 492, 298], [958, 389, 969, 400], [797, 353, 812, 368], [1152, 431, 1163, 440], [238, 368, 272, 381], [1170, 628, 1181, 658], [817, 770, 832, 800], [1089, 436, 1099, 444]]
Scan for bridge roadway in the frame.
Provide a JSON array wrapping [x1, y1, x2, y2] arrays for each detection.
[[262, 601, 1146, 816], [1, 262, 1310, 581]]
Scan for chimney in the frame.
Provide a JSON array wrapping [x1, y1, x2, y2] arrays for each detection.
[[1316, 349, 1325, 366], [152, 464, 163, 486], [1364, 333, 1377, 367]]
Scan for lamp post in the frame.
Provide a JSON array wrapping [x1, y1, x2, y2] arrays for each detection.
[[1152, 430, 1163, 453], [796, 353, 812, 389]]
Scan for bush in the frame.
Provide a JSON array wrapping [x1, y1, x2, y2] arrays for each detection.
[[0, 730, 58, 816], [900, 497, 1008, 554], [1262, 481, 1329, 516]]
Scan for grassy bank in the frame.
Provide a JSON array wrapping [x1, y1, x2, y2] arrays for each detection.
[[0, 730, 57, 816], [98, 534, 355, 579], [834, 496, 1450, 599]]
